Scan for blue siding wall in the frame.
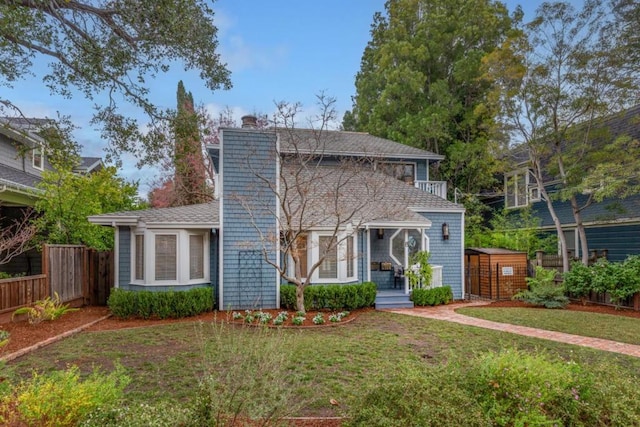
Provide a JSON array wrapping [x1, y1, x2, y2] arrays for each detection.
[[221, 129, 279, 309], [585, 224, 640, 262], [422, 212, 464, 299], [118, 227, 130, 288]]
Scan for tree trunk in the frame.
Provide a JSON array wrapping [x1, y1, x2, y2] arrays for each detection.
[[540, 185, 570, 273], [570, 195, 590, 265], [295, 284, 305, 314]]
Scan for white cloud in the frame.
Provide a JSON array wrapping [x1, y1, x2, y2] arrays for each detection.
[[220, 35, 288, 72]]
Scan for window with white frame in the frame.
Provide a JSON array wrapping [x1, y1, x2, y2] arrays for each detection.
[[134, 234, 144, 281], [32, 144, 44, 170], [505, 169, 529, 208], [131, 229, 209, 285], [310, 232, 358, 283]]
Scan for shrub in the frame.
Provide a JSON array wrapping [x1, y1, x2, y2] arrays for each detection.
[[513, 266, 568, 308], [280, 282, 376, 310], [0, 330, 9, 348], [0, 365, 129, 427], [192, 321, 309, 425], [405, 250, 433, 289], [347, 349, 640, 427], [80, 401, 192, 427], [107, 287, 214, 319], [12, 292, 78, 324], [563, 261, 594, 302], [411, 286, 453, 306]]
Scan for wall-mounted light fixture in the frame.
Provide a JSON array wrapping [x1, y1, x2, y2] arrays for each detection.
[[377, 228, 384, 239], [442, 223, 449, 240]]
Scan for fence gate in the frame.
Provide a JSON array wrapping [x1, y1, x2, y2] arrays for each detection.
[[43, 244, 114, 306]]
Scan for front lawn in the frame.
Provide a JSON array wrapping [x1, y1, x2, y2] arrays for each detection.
[[3, 311, 640, 424], [457, 306, 640, 345]]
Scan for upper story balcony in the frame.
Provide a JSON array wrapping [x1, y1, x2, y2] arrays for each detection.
[[414, 180, 447, 199]]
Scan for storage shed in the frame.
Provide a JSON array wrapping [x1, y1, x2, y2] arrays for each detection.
[[465, 248, 529, 300]]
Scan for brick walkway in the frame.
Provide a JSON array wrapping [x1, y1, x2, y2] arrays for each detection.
[[387, 302, 640, 358]]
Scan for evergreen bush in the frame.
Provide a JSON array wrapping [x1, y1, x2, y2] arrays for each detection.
[[107, 287, 214, 319]]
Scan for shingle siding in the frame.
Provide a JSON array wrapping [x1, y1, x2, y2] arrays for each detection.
[[118, 227, 131, 288], [221, 129, 279, 309], [422, 212, 464, 299]]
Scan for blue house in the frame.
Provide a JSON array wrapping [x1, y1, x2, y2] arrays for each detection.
[[89, 116, 465, 309], [488, 105, 640, 263]]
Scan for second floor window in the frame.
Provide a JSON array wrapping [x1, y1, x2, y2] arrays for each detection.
[[32, 145, 44, 170], [505, 169, 529, 208], [377, 162, 416, 184]]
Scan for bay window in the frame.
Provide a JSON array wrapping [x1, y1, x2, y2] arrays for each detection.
[[131, 229, 209, 285]]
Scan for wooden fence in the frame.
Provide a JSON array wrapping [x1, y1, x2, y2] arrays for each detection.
[[0, 274, 48, 315], [0, 245, 113, 318]]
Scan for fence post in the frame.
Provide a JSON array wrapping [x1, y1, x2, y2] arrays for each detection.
[[634, 293, 640, 311], [41, 244, 51, 298], [535, 250, 543, 267]]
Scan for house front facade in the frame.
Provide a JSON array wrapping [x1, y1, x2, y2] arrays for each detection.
[[90, 118, 465, 310]]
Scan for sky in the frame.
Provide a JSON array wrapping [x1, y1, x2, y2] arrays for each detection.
[[3, 0, 572, 195]]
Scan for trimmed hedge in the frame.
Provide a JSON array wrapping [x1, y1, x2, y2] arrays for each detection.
[[410, 286, 453, 306], [280, 282, 377, 311], [107, 287, 214, 319]]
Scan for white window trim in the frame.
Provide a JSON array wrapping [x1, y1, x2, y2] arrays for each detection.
[[32, 144, 44, 170], [130, 229, 210, 286], [505, 168, 530, 209], [309, 231, 358, 284]]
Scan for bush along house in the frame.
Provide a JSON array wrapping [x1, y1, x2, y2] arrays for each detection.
[[89, 116, 465, 310]]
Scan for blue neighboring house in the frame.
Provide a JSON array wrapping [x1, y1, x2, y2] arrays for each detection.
[[89, 117, 465, 310], [487, 105, 640, 263]]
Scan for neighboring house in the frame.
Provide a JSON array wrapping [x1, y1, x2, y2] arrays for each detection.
[[0, 117, 105, 274], [89, 117, 466, 310], [488, 105, 640, 262]]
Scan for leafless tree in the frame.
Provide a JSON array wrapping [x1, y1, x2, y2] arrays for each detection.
[[234, 94, 412, 312], [0, 208, 37, 267]]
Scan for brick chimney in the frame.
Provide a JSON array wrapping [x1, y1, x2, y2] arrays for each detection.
[[241, 115, 257, 128]]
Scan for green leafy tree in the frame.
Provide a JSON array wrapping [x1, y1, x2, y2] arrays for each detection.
[[0, 0, 231, 165], [148, 81, 214, 207], [483, 1, 639, 271], [345, 0, 516, 196], [35, 166, 140, 250]]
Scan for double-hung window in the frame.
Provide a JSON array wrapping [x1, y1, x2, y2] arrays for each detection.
[[32, 144, 44, 170]]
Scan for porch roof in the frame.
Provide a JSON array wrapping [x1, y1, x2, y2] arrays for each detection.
[[88, 201, 219, 228]]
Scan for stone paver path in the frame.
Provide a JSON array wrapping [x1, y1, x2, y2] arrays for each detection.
[[387, 302, 640, 358]]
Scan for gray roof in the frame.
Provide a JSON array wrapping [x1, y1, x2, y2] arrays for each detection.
[[0, 164, 42, 190], [75, 157, 103, 173], [88, 201, 219, 227], [276, 128, 444, 160], [281, 164, 462, 229]]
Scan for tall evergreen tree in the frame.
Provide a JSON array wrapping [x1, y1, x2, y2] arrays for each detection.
[[345, 0, 516, 195]]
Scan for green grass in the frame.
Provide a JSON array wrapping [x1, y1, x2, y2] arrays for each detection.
[[4, 311, 640, 417], [457, 307, 640, 345]]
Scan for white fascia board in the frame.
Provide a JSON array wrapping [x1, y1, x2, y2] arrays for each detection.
[[365, 220, 432, 228], [144, 222, 219, 229], [409, 206, 466, 214], [87, 215, 139, 226]]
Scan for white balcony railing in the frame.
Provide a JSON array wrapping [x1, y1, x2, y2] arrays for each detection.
[[414, 180, 447, 199]]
